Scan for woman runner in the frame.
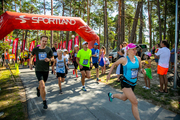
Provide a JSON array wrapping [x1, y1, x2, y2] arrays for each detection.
[[106, 43, 146, 120]]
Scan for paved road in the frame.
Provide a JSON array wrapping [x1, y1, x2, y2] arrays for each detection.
[[19, 66, 180, 120]]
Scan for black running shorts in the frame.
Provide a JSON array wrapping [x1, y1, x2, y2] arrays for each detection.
[[93, 63, 99, 68], [35, 71, 49, 82], [121, 80, 135, 91], [73, 61, 78, 69], [57, 73, 66, 78], [80, 66, 90, 71]]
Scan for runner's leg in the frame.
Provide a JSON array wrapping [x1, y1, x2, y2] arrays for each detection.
[[81, 71, 86, 86], [112, 93, 128, 101], [123, 88, 140, 120], [39, 80, 46, 101], [85, 70, 91, 79], [58, 77, 61, 90]]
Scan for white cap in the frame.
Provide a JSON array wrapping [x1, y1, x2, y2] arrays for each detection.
[[63, 49, 68, 52], [82, 41, 88, 45], [74, 44, 79, 47]]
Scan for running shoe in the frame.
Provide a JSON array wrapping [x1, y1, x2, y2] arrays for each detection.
[[108, 92, 113, 102], [146, 87, 150, 90], [142, 86, 146, 89], [59, 89, 63, 94], [36, 87, 40, 97], [43, 100, 48, 109], [51, 70, 53, 74], [73, 70, 75, 75], [82, 87, 87, 91], [97, 78, 101, 81], [76, 75, 78, 78]]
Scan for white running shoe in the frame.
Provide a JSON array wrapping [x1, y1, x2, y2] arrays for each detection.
[[146, 87, 150, 90], [142, 86, 146, 88]]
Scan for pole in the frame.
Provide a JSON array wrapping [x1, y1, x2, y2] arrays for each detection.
[[174, 0, 178, 89]]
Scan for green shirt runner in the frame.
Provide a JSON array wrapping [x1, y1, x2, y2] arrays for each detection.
[[77, 48, 92, 68]]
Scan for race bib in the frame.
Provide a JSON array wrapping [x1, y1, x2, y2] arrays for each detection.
[[57, 63, 64, 68], [38, 52, 47, 60], [83, 59, 88, 65], [75, 53, 77, 57], [53, 52, 57, 56], [131, 69, 138, 79]]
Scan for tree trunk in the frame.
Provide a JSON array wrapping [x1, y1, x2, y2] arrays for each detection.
[[104, 0, 108, 56], [157, 0, 162, 42], [103, 5, 105, 46], [164, 0, 167, 39], [117, 0, 122, 52], [19, 0, 21, 12], [50, 0, 53, 48], [148, 0, 152, 49], [139, 2, 143, 44], [129, 1, 143, 43], [121, 0, 125, 43]]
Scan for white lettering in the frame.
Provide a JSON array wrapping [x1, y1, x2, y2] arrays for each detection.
[[62, 19, 68, 25], [32, 17, 38, 23], [50, 18, 55, 24], [43, 18, 50, 24], [70, 19, 76, 25]]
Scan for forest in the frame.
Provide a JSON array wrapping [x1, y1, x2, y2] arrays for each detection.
[[0, 0, 179, 56]]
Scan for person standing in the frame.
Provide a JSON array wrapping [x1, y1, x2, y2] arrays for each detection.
[[91, 42, 100, 81], [29, 35, 54, 109], [72, 45, 79, 78], [76, 41, 92, 91], [4, 49, 9, 69], [107, 43, 145, 120], [51, 43, 58, 74], [99, 46, 106, 75], [52, 49, 69, 94], [155, 40, 170, 93]]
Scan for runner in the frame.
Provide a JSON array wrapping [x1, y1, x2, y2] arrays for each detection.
[[51, 43, 58, 74], [29, 35, 54, 109], [76, 41, 92, 91], [106, 43, 146, 120], [62, 49, 69, 78], [72, 45, 79, 78], [4, 49, 9, 69], [52, 49, 69, 94], [155, 40, 170, 93], [91, 42, 100, 81]]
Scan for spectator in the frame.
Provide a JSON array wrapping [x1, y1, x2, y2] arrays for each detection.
[[4, 49, 9, 69], [136, 45, 142, 58], [104, 57, 110, 68], [155, 40, 170, 93], [170, 44, 175, 70], [99, 46, 106, 75]]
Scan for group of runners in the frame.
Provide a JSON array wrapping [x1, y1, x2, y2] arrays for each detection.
[[28, 35, 171, 120]]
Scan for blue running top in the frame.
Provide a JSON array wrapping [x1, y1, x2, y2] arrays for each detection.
[[56, 58, 65, 73], [123, 56, 139, 86]]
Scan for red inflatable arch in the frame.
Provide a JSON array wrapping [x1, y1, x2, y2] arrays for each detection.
[[0, 11, 99, 49]]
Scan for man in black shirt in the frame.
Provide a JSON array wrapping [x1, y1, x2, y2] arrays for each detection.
[[29, 35, 54, 109], [51, 43, 58, 74]]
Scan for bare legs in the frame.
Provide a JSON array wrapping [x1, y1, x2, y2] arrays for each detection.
[[158, 74, 168, 92], [58, 77, 65, 90], [112, 88, 140, 120], [81, 70, 91, 86], [38, 80, 46, 101], [143, 75, 150, 88]]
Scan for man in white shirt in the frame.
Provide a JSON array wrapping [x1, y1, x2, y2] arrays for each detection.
[[155, 40, 170, 93]]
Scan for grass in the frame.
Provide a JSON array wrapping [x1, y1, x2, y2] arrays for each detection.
[[0, 65, 27, 120], [90, 62, 180, 114]]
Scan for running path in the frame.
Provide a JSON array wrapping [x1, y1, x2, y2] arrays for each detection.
[[19, 66, 180, 120]]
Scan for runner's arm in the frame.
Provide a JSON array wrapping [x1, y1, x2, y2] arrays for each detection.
[[29, 54, 34, 66], [64, 58, 69, 70], [76, 57, 80, 66], [52, 59, 56, 72]]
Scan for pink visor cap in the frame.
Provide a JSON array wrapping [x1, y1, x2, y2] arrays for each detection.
[[144, 52, 152, 57], [126, 43, 137, 50]]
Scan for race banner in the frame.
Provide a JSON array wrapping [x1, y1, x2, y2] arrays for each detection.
[[12, 38, 19, 59], [63, 41, 66, 49], [74, 36, 79, 46], [21, 40, 26, 52], [29, 41, 35, 52], [68, 39, 72, 52]]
